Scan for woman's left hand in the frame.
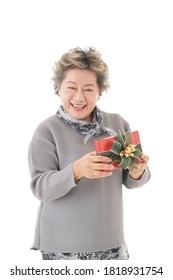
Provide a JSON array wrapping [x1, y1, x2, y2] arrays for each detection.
[[129, 154, 149, 180]]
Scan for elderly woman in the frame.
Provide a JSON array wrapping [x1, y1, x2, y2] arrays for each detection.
[[28, 47, 150, 260]]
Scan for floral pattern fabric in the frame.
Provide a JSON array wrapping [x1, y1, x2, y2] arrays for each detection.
[[42, 243, 129, 260]]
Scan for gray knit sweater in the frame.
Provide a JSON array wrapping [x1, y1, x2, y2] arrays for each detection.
[[28, 111, 151, 253]]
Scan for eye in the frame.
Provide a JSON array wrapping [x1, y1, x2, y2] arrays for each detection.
[[68, 86, 76, 90], [84, 88, 93, 92]]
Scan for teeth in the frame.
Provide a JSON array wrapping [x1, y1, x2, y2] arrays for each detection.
[[72, 104, 86, 108]]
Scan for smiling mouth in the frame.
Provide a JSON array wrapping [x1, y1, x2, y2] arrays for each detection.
[[71, 104, 87, 110]]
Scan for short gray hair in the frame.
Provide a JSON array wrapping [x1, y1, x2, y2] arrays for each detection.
[[52, 47, 110, 95]]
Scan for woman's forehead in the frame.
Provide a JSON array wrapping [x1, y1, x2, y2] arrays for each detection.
[[63, 68, 97, 84]]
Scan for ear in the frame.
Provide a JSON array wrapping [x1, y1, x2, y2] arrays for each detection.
[[56, 87, 60, 96], [97, 93, 101, 100]]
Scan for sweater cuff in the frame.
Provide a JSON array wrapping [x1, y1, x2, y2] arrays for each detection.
[[125, 167, 151, 189]]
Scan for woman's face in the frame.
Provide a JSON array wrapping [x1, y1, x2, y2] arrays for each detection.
[[58, 69, 100, 122]]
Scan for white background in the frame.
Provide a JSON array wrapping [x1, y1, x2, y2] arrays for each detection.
[[0, 0, 173, 279]]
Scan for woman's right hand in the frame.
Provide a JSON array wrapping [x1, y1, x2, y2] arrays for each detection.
[[72, 151, 114, 181]]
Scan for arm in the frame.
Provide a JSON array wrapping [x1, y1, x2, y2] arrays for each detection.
[[28, 124, 77, 202]]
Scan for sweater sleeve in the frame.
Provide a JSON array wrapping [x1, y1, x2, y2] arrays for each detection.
[[28, 123, 77, 202], [122, 167, 151, 189]]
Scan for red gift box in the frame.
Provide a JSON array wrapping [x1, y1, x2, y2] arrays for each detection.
[[94, 131, 142, 169]]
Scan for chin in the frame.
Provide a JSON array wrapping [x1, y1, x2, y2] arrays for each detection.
[[71, 113, 91, 122], [67, 108, 91, 122]]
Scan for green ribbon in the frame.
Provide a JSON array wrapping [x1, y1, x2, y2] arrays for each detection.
[[100, 131, 142, 171]]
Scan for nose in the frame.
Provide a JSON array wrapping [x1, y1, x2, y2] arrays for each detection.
[[74, 89, 85, 100]]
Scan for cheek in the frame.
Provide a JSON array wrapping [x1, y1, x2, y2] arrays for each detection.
[[88, 95, 99, 105], [59, 94, 70, 105]]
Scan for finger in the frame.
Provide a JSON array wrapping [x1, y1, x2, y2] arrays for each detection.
[[141, 154, 149, 162], [95, 163, 114, 171], [90, 151, 97, 156], [135, 160, 148, 174], [92, 155, 112, 163], [93, 170, 113, 178]]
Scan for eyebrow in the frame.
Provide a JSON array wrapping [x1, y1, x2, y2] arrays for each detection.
[[67, 81, 95, 87]]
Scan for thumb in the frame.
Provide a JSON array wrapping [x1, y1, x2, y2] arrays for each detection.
[[90, 151, 97, 156]]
